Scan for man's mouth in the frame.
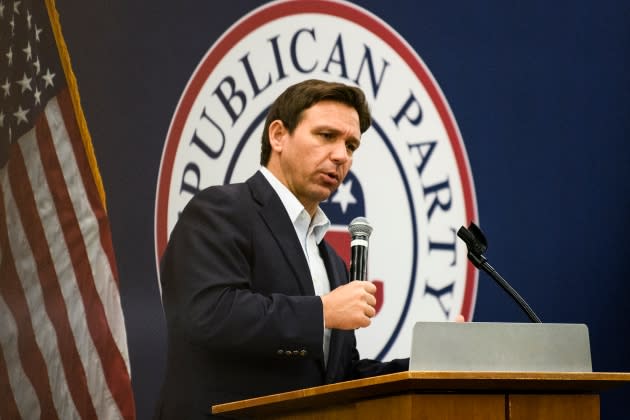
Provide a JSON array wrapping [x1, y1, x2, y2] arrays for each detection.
[[322, 171, 339, 185]]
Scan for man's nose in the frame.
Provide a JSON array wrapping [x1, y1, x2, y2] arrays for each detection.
[[330, 140, 349, 163]]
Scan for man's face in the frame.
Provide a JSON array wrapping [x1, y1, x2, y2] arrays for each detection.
[[268, 100, 362, 215]]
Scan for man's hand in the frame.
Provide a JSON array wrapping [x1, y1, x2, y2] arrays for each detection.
[[321, 280, 376, 330]]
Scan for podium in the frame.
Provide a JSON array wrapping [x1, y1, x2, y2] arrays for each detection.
[[212, 371, 630, 419]]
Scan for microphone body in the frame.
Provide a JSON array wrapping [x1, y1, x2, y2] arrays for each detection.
[[457, 223, 542, 323], [348, 217, 373, 281]]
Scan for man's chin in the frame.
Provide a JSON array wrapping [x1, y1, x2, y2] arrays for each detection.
[[311, 186, 336, 205]]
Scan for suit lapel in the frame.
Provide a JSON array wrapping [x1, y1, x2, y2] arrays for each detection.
[[249, 171, 349, 378], [319, 240, 351, 379], [318, 241, 347, 290], [247, 172, 315, 296]]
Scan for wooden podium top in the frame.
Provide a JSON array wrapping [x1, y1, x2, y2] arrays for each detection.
[[212, 371, 630, 417]]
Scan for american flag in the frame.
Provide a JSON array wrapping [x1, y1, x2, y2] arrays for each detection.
[[0, 0, 135, 419]]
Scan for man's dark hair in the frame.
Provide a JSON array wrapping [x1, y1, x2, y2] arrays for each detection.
[[260, 79, 371, 165]]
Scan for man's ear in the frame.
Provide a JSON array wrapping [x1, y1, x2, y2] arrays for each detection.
[[268, 120, 286, 152]]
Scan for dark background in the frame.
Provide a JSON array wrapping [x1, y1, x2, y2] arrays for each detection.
[[55, 1, 630, 418]]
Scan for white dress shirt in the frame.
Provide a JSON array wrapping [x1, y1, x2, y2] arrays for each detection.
[[260, 167, 332, 366]]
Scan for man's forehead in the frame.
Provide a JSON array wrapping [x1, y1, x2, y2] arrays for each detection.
[[300, 101, 360, 124]]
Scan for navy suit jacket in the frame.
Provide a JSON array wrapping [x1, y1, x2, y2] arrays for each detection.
[[155, 171, 407, 419]]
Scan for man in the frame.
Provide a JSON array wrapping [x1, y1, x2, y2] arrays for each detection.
[[155, 79, 408, 419]]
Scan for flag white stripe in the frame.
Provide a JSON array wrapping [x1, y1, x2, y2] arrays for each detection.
[[0, 152, 79, 419], [45, 98, 131, 376], [19, 114, 119, 419], [0, 267, 41, 420]]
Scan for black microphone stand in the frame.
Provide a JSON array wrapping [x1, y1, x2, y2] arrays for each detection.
[[457, 222, 542, 323]]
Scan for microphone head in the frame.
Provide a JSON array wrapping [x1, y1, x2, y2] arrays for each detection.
[[348, 217, 373, 239], [457, 223, 487, 255]]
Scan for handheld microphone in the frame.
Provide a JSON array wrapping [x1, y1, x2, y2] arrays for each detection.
[[348, 217, 373, 281], [457, 222, 542, 323]]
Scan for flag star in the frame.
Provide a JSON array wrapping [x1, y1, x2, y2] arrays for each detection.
[[13, 0, 20, 14], [42, 68, 55, 88], [13, 106, 29, 125], [27, 10, 32, 29], [9, 16, 14, 34], [34, 87, 41, 105], [5, 47, 12, 65], [16, 73, 32, 93], [23, 41, 32, 61], [331, 180, 357, 213], [0, 111, 5, 128], [0, 2, 4, 18], [33, 57, 40, 74], [1, 78, 10, 97], [34, 24, 42, 41]]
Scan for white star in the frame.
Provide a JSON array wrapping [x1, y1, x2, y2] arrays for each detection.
[[42, 68, 55, 88], [13, 106, 29, 125], [13, 0, 20, 14], [16, 73, 32, 93], [1, 78, 10, 97], [33, 57, 40, 74], [27, 10, 32, 29], [9, 16, 14, 35], [34, 24, 42, 42], [23, 41, 32, 61], [331, 180, 357, 213], [5, 47, 12, 65], [0, 2, 4, 19], [34, 87, 41, 105], [0, 110, 5, 128]]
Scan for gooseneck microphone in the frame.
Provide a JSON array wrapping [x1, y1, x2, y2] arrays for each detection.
[[457, 222, 542, 323], [348, 217, 373, 281]]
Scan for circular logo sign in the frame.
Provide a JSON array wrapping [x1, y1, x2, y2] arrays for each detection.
[[155, 0, 478, 360]]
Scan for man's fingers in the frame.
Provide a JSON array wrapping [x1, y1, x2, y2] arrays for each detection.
[[323, 280, 380, 330], [362, 280, 377, 294]]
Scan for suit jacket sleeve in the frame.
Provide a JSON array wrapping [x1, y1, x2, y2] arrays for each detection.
[[159, 182, 325, 361]]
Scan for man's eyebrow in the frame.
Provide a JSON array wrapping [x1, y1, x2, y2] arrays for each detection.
[[312, 123, 338, 131], [313, 124, 360, 136]]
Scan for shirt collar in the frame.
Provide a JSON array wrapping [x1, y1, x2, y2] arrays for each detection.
[[260, 167, 330, 244]]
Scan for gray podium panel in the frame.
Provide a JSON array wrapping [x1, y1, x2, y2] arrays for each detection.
[[409, 322, 592, 372]]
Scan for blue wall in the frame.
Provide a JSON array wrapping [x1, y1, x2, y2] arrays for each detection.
[[55, 1, 630, 417]]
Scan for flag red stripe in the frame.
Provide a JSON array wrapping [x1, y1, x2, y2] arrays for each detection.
[[0, 163, 59, 420], [0, 341, 21, 419], [54, 90, 135, 418], [8, 139, 97, 419], [58, 89, 121, 286]]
